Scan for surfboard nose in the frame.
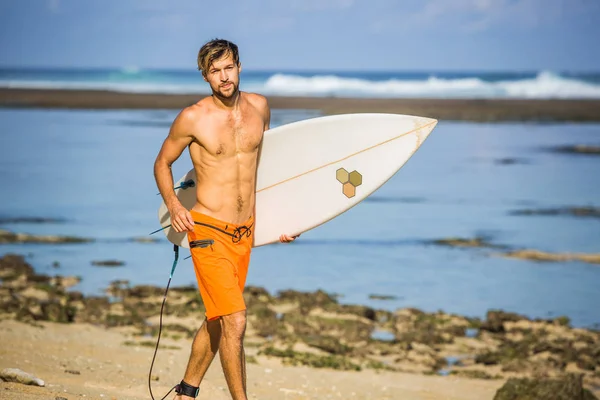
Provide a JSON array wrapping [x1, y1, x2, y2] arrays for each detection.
[[415, 117, 438, 143]]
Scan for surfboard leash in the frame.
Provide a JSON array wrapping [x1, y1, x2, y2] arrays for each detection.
[[148, 244, 180, 400]]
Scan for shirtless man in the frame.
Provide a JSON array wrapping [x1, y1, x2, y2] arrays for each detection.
[[153, 39, 298, 400]]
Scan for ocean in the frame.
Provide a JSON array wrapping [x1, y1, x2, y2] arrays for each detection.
[[1, 105, 599, 329], [2, 67, 600, 99]]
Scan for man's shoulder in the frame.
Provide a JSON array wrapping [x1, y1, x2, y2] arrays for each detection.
[[176, 101, 210, 123], [243, 92, 269, 111], [169, 101, 209, 136]]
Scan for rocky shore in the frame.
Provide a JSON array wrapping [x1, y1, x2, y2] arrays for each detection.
[[1, 253, 598, 399]]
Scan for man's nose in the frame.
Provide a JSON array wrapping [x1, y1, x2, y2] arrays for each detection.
[[220, 70, 228, 81]]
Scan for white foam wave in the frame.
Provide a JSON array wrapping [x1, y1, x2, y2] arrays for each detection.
[[2, 71, 599, 99], [262, 71, 600, 99]]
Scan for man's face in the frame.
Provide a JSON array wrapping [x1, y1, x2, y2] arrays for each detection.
[[203, 53, 241, 99]]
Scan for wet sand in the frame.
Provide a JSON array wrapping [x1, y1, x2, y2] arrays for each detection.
[[2, 88, 600, 122]]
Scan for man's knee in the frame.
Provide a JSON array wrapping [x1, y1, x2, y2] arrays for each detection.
[[220, 310, 246, 339]]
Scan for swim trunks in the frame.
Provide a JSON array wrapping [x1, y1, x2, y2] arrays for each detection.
[[187, 210, 254, 321]]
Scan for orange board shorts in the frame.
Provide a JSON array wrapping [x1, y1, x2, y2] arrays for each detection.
[[187, 210, 254, 321]]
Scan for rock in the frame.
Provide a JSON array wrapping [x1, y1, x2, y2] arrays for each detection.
[[246, 303, 279, 338], [494, 158, 529, 165], [41, 301, 76, 323], [276, 289, 338, 312], [300, 334, 352, 355], [339, 305, 377, 321], [91, 259, 125, 267], [126, 285, 165, 298], [77, 296, 110, 324], [510, 207, 600, 219], [393, 308, 469, 346], [450, 369, 500, 379], [19, 286, 51, 302], [130, 236, 160, 243], [49, 275, 81, 289], [480, 310, 527, 333], [553, 145, 600, 156], [369, 294, 398, 300], [431, 236, 499, 248], [244, 286, 273, 306], [0, 254, 35, 280], [0, 368, 45, 386], [259, 346, 361, 371], [493, 373, 598, 400], [64, 369, 80, 375], [0, 230, 92, 244], [0, 217, 66, 224], [282, 309, 372, 345], [501, 249, 600, 264]]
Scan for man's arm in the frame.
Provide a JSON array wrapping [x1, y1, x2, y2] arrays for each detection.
[[153, 108, 196, 233]]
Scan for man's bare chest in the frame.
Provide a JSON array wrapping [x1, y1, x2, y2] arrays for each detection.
[[197, 113, 263, 157]]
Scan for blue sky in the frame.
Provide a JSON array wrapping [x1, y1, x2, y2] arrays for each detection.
[[0, 0, 598, 71]]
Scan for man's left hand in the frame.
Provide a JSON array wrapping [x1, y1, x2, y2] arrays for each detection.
[[279, 233, 300, 243]]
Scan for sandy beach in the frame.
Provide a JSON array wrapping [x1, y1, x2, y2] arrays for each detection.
[[0, 320, 504, 400], [2, 88, 600, 122]]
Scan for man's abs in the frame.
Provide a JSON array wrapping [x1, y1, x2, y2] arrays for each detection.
[[190, 153, 258, 225]]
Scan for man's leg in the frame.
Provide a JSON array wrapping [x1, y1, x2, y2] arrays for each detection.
[[174, 318, 222, 400], [219, 310, 248, 400]]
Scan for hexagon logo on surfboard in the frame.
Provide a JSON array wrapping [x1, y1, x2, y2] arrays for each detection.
[[336, 168, 362, 198]]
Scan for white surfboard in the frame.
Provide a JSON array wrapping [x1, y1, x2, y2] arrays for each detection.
[[157, 113, 437, 248]]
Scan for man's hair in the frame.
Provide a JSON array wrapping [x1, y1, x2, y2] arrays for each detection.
[[197, 39, 240, 75]]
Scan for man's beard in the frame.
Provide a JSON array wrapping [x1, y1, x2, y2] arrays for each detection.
[[214, 82, 238, 99]]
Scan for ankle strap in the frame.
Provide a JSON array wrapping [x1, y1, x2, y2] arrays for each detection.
[[175, 380, 199, 398]]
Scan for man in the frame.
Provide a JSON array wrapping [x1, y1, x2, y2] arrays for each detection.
[[153, 39, 298, 400]]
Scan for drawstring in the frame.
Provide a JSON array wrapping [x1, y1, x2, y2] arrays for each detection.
[[193, 221, 253, 243], [232, 224, 253, 243], [148, 244, 179, 400]]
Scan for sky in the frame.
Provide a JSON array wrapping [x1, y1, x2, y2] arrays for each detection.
[[0, 0, 599, 72]]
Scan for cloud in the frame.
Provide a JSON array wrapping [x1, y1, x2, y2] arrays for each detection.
[[289, 0, 354, 12], [47, 0, 60, 13], [370, 0, 598, 33], [414, 0, 588, 30]]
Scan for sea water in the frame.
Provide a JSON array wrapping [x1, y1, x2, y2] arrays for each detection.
[[0, 108, 599, 327]]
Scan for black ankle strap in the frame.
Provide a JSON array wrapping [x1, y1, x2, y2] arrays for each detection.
[[175, 380, 199, 398]]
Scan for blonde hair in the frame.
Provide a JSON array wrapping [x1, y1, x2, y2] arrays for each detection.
[[197, 39, 240, 75]]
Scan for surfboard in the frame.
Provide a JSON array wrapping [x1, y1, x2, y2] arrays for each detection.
[[157, 113, 437, 248]]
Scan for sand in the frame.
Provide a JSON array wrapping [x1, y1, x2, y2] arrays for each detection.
[[2, 88, 600, 122], [0, 320, 503, 400]]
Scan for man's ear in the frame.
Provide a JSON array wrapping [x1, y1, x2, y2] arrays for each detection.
[[202, 73, 208, 82], [238, 62, 243, 74]]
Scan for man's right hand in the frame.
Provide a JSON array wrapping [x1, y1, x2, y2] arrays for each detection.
[[169, 204, 195, 233]]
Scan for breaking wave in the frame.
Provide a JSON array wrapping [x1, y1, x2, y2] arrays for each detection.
[[262, 71, 600, 99]]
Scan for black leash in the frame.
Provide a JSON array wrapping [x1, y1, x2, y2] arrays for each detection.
[[148, 244, 179, 400]]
